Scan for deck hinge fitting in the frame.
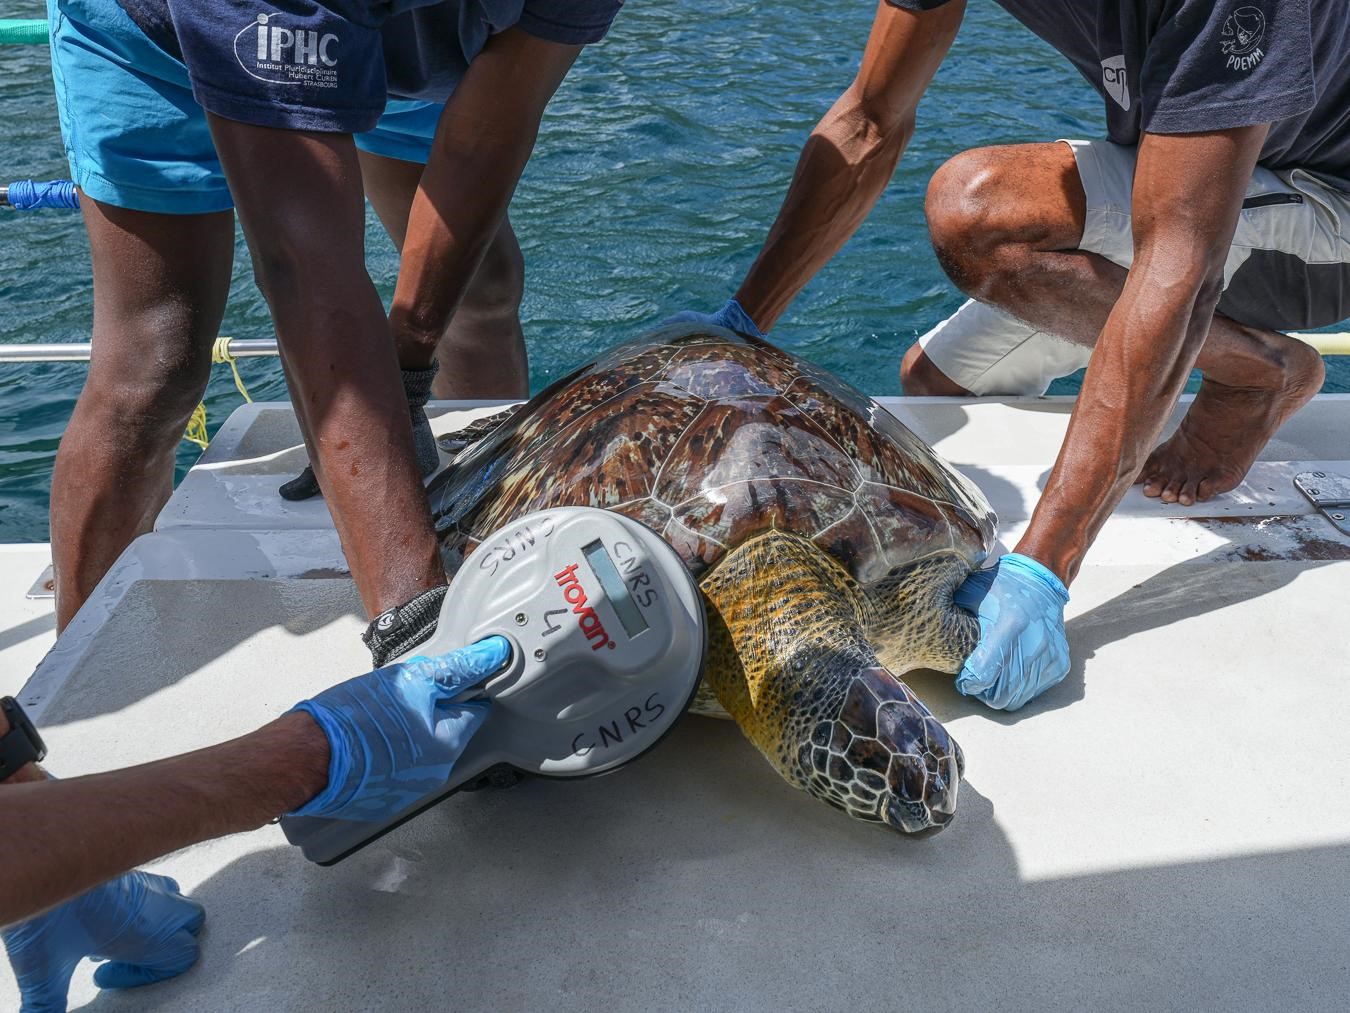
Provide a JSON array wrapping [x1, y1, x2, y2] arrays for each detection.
[[1294, 470, 1350, 536], [25, 564, 55, 601]]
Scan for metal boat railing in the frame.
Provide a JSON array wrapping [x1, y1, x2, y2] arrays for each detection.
[[1, 333, 1347, 362], [0, 339, 280, 363]]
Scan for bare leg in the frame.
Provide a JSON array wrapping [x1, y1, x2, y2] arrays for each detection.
[[50, 199, 234, 630], [919, 142, 1324, 505], [359, 151, 528, 399], [208, 117, 442, 616], [899, 341, 973, 396]]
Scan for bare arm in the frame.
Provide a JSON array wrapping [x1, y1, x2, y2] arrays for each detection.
[[0, 713, 328, 926], [733, 0, 965, 330], [1016, 125, 1271, 583], [391, 28, 581, 368]]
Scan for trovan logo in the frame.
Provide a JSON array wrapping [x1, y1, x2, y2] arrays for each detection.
[[553, 563, 616, 651], [1100, 55, 1130, 111], [1221, 6, 1267, 71], [234, 13, 339, 88]]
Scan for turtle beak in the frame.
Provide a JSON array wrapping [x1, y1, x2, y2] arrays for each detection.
[[799, 665, 964, 834], [880, 736, 964, 834]]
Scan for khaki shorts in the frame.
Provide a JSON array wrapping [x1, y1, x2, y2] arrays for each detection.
[[918, 138, 1350, 395]]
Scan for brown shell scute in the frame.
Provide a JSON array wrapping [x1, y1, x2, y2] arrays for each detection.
[[675, 477, 856, 552], [455, 382, 703, 537], [428, 327, 994, 584], [783, 368, 985, 529], [661, 340, 800, 399], [654, 398, 861, 504]]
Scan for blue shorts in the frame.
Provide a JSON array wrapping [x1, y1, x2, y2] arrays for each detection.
[[354, 99, 440, 165], [49, 0, 439, 216]]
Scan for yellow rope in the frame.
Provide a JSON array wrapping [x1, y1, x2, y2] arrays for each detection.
[[182, 404, 210, 450], [181, 338, 255, 450], [215, 336, 255, 403]]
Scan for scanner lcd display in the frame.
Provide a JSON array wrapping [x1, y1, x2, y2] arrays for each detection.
[[582, 538, 649, 638]]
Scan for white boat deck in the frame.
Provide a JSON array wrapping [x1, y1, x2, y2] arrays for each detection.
[[4, 395, 1350, 1012]]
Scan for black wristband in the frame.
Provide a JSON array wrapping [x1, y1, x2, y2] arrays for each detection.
[[362, 585, 449, 668], [0, 696, 47, 781]]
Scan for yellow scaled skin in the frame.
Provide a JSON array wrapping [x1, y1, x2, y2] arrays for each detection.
[[695, 530, 970, 830], [698, 531, 871, 770]]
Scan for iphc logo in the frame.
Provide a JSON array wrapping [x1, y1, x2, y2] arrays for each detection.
[[234, 13, 339, 88]]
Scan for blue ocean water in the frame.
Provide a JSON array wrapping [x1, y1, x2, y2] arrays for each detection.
[[0, 0, 1346, 543]]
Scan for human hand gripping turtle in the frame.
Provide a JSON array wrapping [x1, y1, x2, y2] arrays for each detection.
[[664, 297, 767, 340], [951, 553, 1071, 711]]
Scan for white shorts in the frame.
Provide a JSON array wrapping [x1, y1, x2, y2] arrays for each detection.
[[918, 138, 1350, 395]]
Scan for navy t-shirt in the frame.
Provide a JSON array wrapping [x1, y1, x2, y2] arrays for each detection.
[[381, 2, 620, 100], [889, 0, 1350, 187], [118, 0, 623, 133]]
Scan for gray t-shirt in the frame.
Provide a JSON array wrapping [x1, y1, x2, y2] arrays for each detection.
[[890, 0, 1350, 187]]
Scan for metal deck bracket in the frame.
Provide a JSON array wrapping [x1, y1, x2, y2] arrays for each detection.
[[1295, 470, 1350, 536], [25, 564, 54, 600]]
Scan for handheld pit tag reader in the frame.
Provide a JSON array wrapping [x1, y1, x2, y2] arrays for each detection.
[[281, 507, 707, 865]]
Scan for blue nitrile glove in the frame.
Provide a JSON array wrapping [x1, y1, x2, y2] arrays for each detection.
[[663, 297, 766, 339], [3, 871, 205, 1012], [288, 636, 512, 822], [953, 553, 1071, 711]]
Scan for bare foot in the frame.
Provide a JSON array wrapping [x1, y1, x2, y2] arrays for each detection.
[[1139, 342, 1325, 505]]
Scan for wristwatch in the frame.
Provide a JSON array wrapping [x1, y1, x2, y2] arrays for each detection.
[[0, 696, 47, 781]]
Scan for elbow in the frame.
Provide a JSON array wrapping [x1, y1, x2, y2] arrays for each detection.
[[1192, 267, 1226, 325], [832, 84, 914, 164], [863, 104, 915, 155], [1180, 259, 1227, 330], [1161, 257, 1225, 323]]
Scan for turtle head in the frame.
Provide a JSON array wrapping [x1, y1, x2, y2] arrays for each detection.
[[796, 665, 964, 835]]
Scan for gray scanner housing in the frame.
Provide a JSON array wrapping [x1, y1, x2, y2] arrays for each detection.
[[281, 508, 707, 865]]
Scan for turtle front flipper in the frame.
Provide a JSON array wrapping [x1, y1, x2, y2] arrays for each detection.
[[436, 403, 523, 457], [699, 531, 963, 834], [864, 553, 983, 677]]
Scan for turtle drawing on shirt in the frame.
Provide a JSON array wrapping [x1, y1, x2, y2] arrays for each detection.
[[427, 325, 996, 834], [1221, 6, 1266, 57]]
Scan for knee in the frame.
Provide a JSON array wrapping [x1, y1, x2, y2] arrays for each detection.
[[248, 233, 360, 317], [249, 244, 311, 312], [82, 318, 214, 437], [249, 242, 302, 314], [925, 148, 1030, 299], [899, 342, 970, 397], [83, 366, 208, 439], [460, 233, 525, 320]]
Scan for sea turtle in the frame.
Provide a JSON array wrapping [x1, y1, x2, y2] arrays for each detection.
[[428, 326, 996, 834]]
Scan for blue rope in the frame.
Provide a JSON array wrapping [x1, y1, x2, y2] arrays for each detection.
[[3, 180, 80, 211]]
